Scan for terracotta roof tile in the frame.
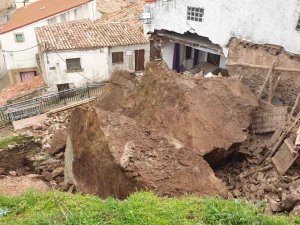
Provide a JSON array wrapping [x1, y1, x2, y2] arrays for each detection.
[[0, 76, 45, 105], [96, 0, 128, 14], [0, 0, 92, 34], [99, 2, 144, 31], [35, 19, 149, 52]]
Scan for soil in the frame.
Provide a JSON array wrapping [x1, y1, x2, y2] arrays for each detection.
[[0, 174, 50, 196], [98, 62, 258, 164], [65, 107, 228, 199], [0, 142, 39, 175]]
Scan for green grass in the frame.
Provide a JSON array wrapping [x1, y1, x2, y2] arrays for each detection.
[[0, 135, 31, 149], [0, 191, 299, 225]]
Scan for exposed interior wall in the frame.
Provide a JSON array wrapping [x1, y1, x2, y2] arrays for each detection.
[[145, 0, 300, 55], [108, 44, 150, 73], [43, 49, 109, 91], [160, 41, 227, 70], [227, 38, 300, 110]]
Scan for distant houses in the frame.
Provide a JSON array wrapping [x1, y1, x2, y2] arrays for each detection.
[[0, 0, 150, 97], [35, 19, 149, 91], [0, 0, 99, 85]]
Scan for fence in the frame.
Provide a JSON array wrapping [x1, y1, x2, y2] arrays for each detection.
[[0, 84, 107, 124]]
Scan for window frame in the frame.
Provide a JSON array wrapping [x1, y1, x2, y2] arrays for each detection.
[[112, 52, 124, 64], [14, 33, 25, 43], [66, 58, 82, 72], [296, 15, 300, 31], [187, 6, 204, 22]]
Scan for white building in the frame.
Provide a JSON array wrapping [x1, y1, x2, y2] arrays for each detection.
[[35, 20, 150, 91], [143, 0, 300, 75], [0, 0, 99, 85], [15, 0, 39, 8]]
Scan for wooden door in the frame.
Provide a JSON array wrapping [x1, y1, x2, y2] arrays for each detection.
[[135, 49, 145, 71]]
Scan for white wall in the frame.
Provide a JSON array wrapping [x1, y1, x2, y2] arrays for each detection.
[[161, 41, 175, 69], [0, 0, 98, 72], [108, 44, 150, 73], [15, 0, 39, 8], [42, 48, 109, 91], [145, 0, 300, 56]]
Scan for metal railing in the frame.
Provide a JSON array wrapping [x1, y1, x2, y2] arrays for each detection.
[[0, 84, 107, 124]]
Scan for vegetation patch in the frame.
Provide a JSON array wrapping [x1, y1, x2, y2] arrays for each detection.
[[0, 191, 299, 225], [0, 135, 31, 149]]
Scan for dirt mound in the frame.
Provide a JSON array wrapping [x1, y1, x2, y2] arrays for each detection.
[[98, 70, 138, 112], [65, 107, 228, 199], [0, 174, 50, 196], [98, 62, 258, 160]]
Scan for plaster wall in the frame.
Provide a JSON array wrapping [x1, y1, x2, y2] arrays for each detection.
[[145, 0, 300, 55], [42, 49, 109, 91], [108, 44, 150, 73]]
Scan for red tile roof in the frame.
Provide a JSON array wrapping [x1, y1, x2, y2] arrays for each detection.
[[36, 19, 149, 52], [0, 0, 93, 34], [0, 76, 46, 105], [99, 2, 144, 31], [96, 0, 128, 14]]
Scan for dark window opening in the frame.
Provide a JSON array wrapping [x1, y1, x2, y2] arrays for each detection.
[[187, 7, 204, 22], [66, 58, 81, 71], [57, 83, 70, 92], [186, 46, 192, 60], [112, 52, 124, 64], [207, 53, 221, 66], [296, 16, 300, 31]]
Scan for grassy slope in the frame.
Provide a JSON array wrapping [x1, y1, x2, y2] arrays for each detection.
[[0, 191, 299, 225]]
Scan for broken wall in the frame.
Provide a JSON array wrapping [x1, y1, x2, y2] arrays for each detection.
[[227, 38, 300, 110]]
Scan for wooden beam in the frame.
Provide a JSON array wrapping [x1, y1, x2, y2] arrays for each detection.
[[227, 62, 300, 73], [257, 61, 276, 99]]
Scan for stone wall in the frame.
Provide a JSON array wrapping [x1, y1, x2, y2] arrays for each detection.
[[227, 38, 300, 112]]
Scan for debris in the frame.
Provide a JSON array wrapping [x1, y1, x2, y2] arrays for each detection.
[[98, 62, 258, 163], [65, 107, 228, 199], [251, 100, 287, 134], [290, 205, 300, 216], [240, 165, 273, 179], [272, 139, 299, 175]]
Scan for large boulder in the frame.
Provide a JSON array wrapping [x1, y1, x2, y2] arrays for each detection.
[[98, 62, 258, 160], [65, 107, 228, 199]]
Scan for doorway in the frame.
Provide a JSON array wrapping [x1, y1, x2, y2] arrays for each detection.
[[135, 49, 145, 71]]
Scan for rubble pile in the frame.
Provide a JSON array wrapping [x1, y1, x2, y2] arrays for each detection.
[[29, 112, 70, 190], [65, 62, 258, 198], [65, 107, 228, 199], [98, 62, 258, 163], [216, 133, 300, 215]]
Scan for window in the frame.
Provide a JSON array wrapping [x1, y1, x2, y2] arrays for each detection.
[[187, 7, 204, 22], [15, 33, 25, 43], [112, 52, 124, 64], [186, 46, 192, 59], [207, 53, 221, 66], [296, 15, 300, 31], [57, 83, 70, 92], [66, 58, 82, 71]]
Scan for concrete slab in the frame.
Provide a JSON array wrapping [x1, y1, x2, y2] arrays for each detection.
[[12, 114, 47, 131]]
